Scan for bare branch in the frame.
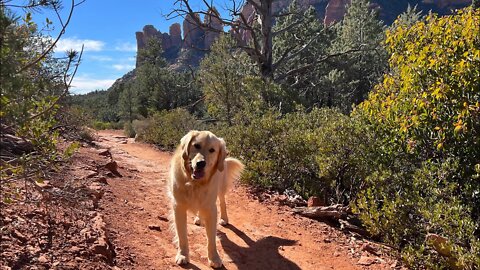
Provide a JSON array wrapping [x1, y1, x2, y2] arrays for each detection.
[[275, 46, 366, 82], [19, 0, 80, 73], [28, 45, 84, 123], [272, 27, 329, 71]]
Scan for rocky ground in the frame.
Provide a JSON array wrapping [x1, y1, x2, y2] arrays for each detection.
[[1, 130, 404, 269]]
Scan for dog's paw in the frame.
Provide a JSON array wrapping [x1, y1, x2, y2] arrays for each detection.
[[193, 216, 201, 226], [219, 219, 228, 226], [175, 253, 189, 265], [208, 255, 223, 268]]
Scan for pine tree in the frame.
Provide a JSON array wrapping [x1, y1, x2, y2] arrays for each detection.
[[198, 34, 254, 125], [272, 1, 335, 109], [329, 0, 387, 112]]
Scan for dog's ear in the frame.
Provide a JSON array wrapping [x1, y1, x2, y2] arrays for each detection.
[[180, 130, 197, 161], [217, 138, 227, 172]]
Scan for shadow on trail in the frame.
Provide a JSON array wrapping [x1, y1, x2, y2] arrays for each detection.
[[219, 224, 301, 270]]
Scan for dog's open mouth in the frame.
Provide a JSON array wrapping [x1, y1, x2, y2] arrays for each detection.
[[192, 168, 205, 180]]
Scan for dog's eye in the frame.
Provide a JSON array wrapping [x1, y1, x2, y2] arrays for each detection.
[[194, 143, 201, 149], [209, 148, 215, 153]]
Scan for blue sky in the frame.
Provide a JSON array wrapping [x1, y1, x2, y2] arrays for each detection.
[[14, 0, 232, 94]]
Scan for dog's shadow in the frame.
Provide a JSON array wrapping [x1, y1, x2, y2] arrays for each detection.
[[218, 224, 301, 270]]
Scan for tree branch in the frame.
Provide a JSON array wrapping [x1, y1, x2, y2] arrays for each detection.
[[274, 46, 366, 82], [18, 0, 80, 73]]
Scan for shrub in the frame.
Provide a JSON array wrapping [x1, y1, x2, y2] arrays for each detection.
[[353, 8, 480, 268], [216, 108, 376, 203], [136, 108, 205, 150], [92, 121, 112, 130], [132, 119, 151, 137], [123, 122, 136, 138]]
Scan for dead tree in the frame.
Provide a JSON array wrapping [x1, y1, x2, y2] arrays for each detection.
[[170, 0, 363, 82]]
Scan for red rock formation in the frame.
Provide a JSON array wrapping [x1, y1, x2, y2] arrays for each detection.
[[183, 13, 204, 48], [169, 23, 182, 48], [324, 0, 350, 25], [135, 32, 145, 51], [204, 8, 223, 48]]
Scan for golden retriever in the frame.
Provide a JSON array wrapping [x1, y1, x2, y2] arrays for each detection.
[[168, 130, 244, 268]]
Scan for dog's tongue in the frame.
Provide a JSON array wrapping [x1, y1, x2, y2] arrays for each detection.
[[193, 170, 205, 180]]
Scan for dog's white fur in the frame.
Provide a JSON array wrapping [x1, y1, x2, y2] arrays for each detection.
[[168, 130, 244, 268]]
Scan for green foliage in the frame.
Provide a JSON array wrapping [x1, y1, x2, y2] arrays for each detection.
[[216, 108, 376, 203], [68, 90, 120, 122], [135, 108, 205, 150], [135, 39, 201, 117], [354, 7, 480, 268], [328, 0, 387, 112], [198, 34, 255, 125], [0, 3, 85, 205], [272, 2, 336, 109], [123, 121, 136, 138]]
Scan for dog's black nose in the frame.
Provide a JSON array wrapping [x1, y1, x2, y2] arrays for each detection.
[[196, 160, 206, 169]]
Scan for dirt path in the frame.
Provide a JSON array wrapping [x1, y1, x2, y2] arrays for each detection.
[[95, 130, 395, 270]]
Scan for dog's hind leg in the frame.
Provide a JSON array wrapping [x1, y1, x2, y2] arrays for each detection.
[[173, 205, 189, 265], [218, 194, 228, 226]]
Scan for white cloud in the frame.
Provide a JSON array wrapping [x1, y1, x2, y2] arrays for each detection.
[[69, 76, 116, 94], [114, 42, 137, 52], [112, 64, 135, 71], [88, 55, 113, 62], [55, 37, 105, 52]]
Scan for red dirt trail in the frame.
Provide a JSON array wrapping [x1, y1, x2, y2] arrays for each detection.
[[95, 130, 396, 270]]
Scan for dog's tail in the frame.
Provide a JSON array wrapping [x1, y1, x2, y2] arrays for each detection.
[[219, 158, 244, 196]]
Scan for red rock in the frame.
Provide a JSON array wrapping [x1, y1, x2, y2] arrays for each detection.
[[361, 242, 379, 255], [104, 160, 120, 176], [35, 180, 52, 189], [97, 149, 111, 157], [148, 224, 161, 231], [357, 255, 376, 266], [38, 254, 49, 263], [94, 176, 108, 184], [307, 196, 324, 207]]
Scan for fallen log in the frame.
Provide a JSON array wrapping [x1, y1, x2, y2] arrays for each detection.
[[339, 219, 369, 236], [292, 204, 349, 220]]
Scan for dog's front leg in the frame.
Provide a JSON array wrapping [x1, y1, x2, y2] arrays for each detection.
[[201, 206, 222, 268], [174, 204, 189, 265]]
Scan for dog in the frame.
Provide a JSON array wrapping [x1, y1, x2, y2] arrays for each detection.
[[168, 130, 244, 268]]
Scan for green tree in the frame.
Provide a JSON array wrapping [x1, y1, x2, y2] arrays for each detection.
[[391, 4, 423, 29], [198, 34, 254, 125], [329, 0, 387, 112], [272, 2, 336, 109], [118, 82, 136, 123], [135, 38, 200, 116]]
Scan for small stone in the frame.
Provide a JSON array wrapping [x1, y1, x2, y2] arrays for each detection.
[[157, 215, 169, 222], [38, 254, 49, 263], [361, 243, 378, 255], [85, 170, 99, 179], [35, 180, 52, 189], [105, 160, 121, 176], [70, 246, 82, 254], [12, 229, 27, 243], [148, 224, 161, 231], [95, 176, 108, 184], [357, 255, 376, 266], [98, 149, 111, 157]]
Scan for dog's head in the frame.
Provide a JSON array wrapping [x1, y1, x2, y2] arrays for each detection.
[[180, 130, 227, 181]]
